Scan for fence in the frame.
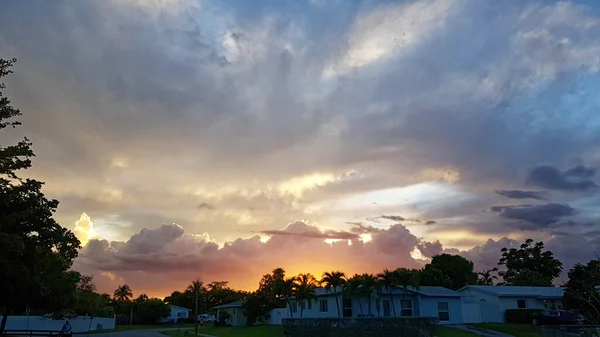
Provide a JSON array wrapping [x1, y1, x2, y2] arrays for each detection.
[[541, 325, 600, 337], [3, 316, 116, 333]]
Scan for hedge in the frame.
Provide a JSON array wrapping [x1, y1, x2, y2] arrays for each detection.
[[282, 317, 439, 337], [505, 309, 543, 324]]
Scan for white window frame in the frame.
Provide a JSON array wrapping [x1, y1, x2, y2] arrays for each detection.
[[319, 299, 328, 313], [291, 301, 297, 313], [438, 302, 449, 321], [401, 299, 413, 316]]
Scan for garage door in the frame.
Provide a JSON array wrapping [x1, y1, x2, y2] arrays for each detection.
[[462, 302, 481, 323]]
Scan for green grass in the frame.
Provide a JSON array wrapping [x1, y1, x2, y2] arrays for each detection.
[[435, 326, 481, 337], [469, 323, 542, 337], [85, 323, 195, 334], [160, 325, 479, 337]]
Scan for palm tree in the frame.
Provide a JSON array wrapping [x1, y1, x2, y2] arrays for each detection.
[[294, 273, 318, 318], [477, 268, 499, 285], [377, 269, 398, 316], [135, 294, 148, 303], [395, 268, 419, 316], [187, 280, 203, 335], [279, 277, 297, 319], [321, 271, 347, 319], [113, 285, 133, 302], [359, 273, 377, 316], [346, 275, 364, 316], [187, 280, 204, 293]]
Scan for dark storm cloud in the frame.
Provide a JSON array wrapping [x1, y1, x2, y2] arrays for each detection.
[[495, 190, 548, 200], [526, 165, 598, 192], [490, 203, 575, 227]]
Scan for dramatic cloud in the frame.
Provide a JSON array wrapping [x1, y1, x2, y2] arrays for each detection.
[[495, 190, 548, 200], [75, 220, 433, 295], [2, 0, 600, 295], [490, 203, 575, 228], [526, 165, 598, 192]]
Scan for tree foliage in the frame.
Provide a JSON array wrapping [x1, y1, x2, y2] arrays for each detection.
[[420, 254, 476, 290], [564, 260, 600, 323], [0, 58, 81, 334], [498, 239, 562, 286], [321, 271, 346, 319]]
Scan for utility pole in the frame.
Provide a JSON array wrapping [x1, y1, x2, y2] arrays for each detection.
[[194, 284, 199, 336]]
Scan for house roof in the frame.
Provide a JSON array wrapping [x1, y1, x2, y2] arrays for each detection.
[[458, 285, 564, 299], [312, 286, 460, 297], [168, 304, 192, 311], [213, 300, 244, 309]]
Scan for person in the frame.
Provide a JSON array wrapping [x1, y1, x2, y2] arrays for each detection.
[[60, 320, 72, 337]]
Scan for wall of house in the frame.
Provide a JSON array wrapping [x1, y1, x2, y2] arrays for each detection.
[[419, 297, 463, 325], [3, 316, 116, 333], [217, 307, 246, 327], [458, 288, 503, 323], [159, 307, 190, 323]]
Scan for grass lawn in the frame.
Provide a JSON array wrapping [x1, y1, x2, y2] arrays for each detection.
[[436, 326, 481, 337], [86, 323, 195, 334], [470, 323, 542, 337], [161, 325, 480, 337]]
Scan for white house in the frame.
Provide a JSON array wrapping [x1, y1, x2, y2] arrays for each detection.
[[269, 286, 464, 325], [213, 300, 246, 327], [159, 304, 192, 323], [457, 285, 565, 323]]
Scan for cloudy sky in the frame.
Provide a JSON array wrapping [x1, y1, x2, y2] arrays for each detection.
[[2, 0, 600, 297]]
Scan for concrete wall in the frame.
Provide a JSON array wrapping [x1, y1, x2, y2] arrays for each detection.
[[159, 306, 190, 323], [4, 316, 116, 333]]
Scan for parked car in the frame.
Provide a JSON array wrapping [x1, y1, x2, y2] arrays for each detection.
[[532, 310, 584, 326], [198, 314, 215, 323]]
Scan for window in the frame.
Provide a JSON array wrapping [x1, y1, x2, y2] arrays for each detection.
[[342, 298, 353, 317], [517, 299, 527, 309], [300, 301, 305, 310], [438, 302, 449, 321], [308, 300, 312, 310], [320, 299, 328, 313], [401, 299, 413, 316], [383, 300, 391, 317], [291, 301, 297, 313]]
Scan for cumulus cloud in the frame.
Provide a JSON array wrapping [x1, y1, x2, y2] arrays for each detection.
[[74, 220, 437, 294], [526, 165, 598, 192]]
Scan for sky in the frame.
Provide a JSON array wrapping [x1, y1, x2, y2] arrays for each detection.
[[2, 0, 600, 298]]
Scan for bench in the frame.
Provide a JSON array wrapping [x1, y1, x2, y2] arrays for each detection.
[[1, 330, 64, 336]]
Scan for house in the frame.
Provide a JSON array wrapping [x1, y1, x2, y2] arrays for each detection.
[[457, 285, 565, 323], [159, 304, 192, 323], [213, 300, 246, 327], [269, 286, 464, 325]]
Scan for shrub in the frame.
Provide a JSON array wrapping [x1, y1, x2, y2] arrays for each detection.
[[505, 309, 543, 324]]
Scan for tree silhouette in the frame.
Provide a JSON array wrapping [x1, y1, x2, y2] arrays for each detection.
[[377, 269, 398, 316], [113, 285, 133, 302], [0, 58, 81, 334], [498, 239, 562, 286], [321, 271, 347, 319]]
